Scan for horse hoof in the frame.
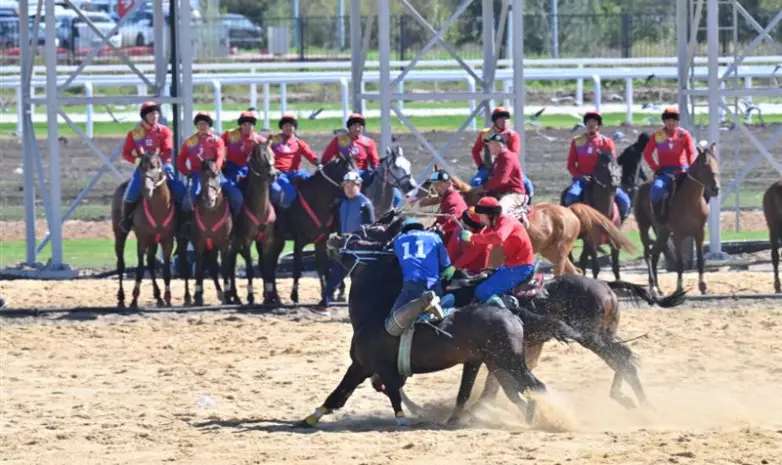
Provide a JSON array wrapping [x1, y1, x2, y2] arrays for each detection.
[[444, 417, 461, 428], [247, 294, 255, 305], [129, 300, 139, 309], [117, 301, 125, 309], [293, 419, 314, 429], [184, 296, 192, 307], [194, 297, 204, 307], [156, 299, 166, 308], [395, 416, 408, 427], [290, 290, 299, 304], [698, 282, 707, 295]]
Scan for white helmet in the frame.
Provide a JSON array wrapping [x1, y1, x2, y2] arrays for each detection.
[[342, 171, 362, 185]]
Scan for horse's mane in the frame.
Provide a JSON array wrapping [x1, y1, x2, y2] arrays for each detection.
[[202, 158, 219, 176]]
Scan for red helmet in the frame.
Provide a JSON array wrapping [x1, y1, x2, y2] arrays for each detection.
[[583, 110, 602, 125], [474, 196, 503, 215], [194, 112, 213, 127], [346, 113, 366, 128], [279, 112, 298, 129], [662, 107, 680, 121], [461, 207, 484, 231], [237, 111, 257, 126], [140, 101, 161, 119], [491, 106, 511, 122]]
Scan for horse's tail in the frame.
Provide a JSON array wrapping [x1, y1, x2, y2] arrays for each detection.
[[568, 203, 636, 254], [607, 281, 687, 308]]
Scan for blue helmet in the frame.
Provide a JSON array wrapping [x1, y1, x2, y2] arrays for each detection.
[[401, 218, 424, 233]]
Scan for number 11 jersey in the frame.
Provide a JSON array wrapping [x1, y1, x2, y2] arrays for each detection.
[[393, 230, 452, 289]]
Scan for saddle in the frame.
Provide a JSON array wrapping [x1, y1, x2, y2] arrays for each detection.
[[513, 272, 545, 300]]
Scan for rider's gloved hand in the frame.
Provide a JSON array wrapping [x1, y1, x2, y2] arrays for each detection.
[[460, 230, 473, 242], [581, 175, 593, 184]]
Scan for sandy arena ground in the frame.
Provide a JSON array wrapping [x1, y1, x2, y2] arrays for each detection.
[[0, 278, 780, 465]]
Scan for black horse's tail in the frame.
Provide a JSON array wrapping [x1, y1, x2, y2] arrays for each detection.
[[607, 281, 687, 308], [512, 306, 583, 344]]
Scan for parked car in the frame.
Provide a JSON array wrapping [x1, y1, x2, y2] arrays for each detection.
[[0, 16, 48, 47], [118, 7, 203, 48], [56, 10, 121, 50], [220, 13, 262, 50]]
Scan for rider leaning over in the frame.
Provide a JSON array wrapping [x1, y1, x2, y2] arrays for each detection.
[[472, 133, 527, 213], [176, 112, 243, 227], [460, 196, 536, 309], [469, 106, 534, 198], [642, 107, 697, 226], [446, 207, 492, 274], [268, 113, 320, 208], [321, 113, 380, 186], [428, 169, 468, 246], [119, 101, 185, 233], [563, 110, 632, 221], [220, 111, 267, 190]]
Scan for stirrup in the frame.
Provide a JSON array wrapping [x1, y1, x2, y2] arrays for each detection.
[[423, 293, 445, 322]]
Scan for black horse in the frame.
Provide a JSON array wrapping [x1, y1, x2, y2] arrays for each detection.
[[617, 132, 650, 205], [296, 221, 581, 428]]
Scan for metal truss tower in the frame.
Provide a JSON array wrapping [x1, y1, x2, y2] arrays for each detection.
[[17, 0, 194, 273], [350, 0, 525, 180], [677, 0, 782, 258]]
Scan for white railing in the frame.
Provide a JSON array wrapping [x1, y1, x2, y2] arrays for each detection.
[[4, 64, 780, 135]]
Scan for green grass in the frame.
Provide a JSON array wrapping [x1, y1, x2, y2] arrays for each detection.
[[4, 112, 781, 137]]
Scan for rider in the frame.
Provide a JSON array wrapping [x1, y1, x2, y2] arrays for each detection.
[[429, 169, 468, 246], [311, 171, 376, 317], [268, 113, 320, 209], [446, 208, 492, 274], [176, 112, 242, 225], [472, 133, 526, 212], [563, 110, 631, 221], [321, 113, 380, 187], [221, 111, 266, 190], [642, 107, 697, 225], [119, 101, 184, 233], [459, 196, 536, 308], [470, 106, 534, 198]]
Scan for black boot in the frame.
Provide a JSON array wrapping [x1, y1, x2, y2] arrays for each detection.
[[119, 200, 137, 233]]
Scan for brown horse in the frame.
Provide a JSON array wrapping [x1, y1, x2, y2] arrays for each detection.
[[763, 179, 782, 293], [634, 143, 721, 295], [226, 140, 278, 305], [190, 159, 233, 306], [111, 152, 177, 308]]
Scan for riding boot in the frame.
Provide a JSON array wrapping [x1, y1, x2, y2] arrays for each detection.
[[485, 295, 507, 309], [119, 200, 137, 233]]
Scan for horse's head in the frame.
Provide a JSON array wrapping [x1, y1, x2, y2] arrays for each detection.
[[138, 151, 165, 199], [321, 151, 356, 188], [199, 158, 222, 209], [248, 139, 278, 182], [692, 142, 720, 199], [379, 145, 416, 193], [593, 149, 621, 190]]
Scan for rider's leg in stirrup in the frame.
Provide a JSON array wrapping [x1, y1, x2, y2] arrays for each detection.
[[120, 167, 142, 233], [474, 264, 535, 308]]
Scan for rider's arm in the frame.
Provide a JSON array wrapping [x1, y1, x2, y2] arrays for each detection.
[[642, 136, 658, 172], [320, 137, 338, 165], [214, 136, 227, 171], [367, 139, 380, 169], [566, 139, 581, 178], [176, 142, 191, 175], [507, 130, 521, 155], [683, 132, 697, 165], [121, 131, 137, 163], [470, 133, 485, 168], [471, 220, 511, 246], [159, 127, 174, 160], [298, 139, 319, 165]]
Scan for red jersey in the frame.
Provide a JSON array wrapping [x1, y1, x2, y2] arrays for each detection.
[[122, 122, 174, 164], [470, 215, 534, 267], [176, 131, 226, 176], [321, 134, 380, 170], [268, 133, 318, 172], [435, 188, 468, 245], [221, 128, 266, 167], [483, 149, 526, 196], [446, 231, 491, 274], [471, 126, 521, 168], [642, 127, 696, 172], [567, 132, 616, 177]]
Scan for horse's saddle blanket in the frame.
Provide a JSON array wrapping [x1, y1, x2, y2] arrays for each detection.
[[513, 273, 545, 299]]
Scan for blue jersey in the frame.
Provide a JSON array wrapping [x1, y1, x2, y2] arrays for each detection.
[[393, 230, 451, 288], [339, 193, 375, 233]]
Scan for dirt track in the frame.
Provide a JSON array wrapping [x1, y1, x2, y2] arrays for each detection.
[[1, 283, 780, 465]]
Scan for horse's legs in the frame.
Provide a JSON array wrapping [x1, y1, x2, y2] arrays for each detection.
[[315, 241, 330, 297], [210, 249, 225, 304], [162, 240, 173, 306], [578, 334, 647, 409], [290, 238, 303, 304], [487, 364, 543, 426], [376, 365, 407, 426], [130, 242, 145, 308], [525, 342, 544, 370], [262, 238, 286, 305], [115, 232, 127, 308], [649, 229, 669, 296], [577, 245, 591, 276], [178, 237, 192, 306], [637, 222, 655, 292], [297, 361, 371, 428], [611, 246, 621, 281], [446, 362, 481, 427], [772, 228, 781, 293], [672, 235, 685, 293], [194, 249, 205, 306], [695, 228, 707, 295], [147, 245, 164, 307], [242, 245, 254, 305]]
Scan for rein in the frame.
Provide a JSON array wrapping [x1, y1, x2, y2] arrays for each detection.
[[298, 193, 334, 243], [242, 202, 275, 241], [195, 198, 230, 251]]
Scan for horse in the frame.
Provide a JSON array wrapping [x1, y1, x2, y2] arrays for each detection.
[[617, 132, 651, 205], [363, 146, 416, 215], [111, 151, 177, 308], [634, 143, 721, 296], [560, 149, 626, 279], [262, 153, 355, 305], [296, 229, 578, 429], [190, 159, 233, 306], [225, 140, 278, 305], [763, 179, 782, 293]]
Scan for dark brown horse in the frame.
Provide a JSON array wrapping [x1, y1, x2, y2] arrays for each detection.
[[634, 143, 721, 295], [112, 152, 176, 308], [191, 159, 233, 306], [262, 154, 354, 305], [225, 140, 278, 305], [763, 179, 782, 293]]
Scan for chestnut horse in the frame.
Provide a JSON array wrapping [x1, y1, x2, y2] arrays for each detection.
[[763, 179, 782, 293], [634, 143, 720, 295], [111, 152, 176, 308], [226, 140, 278, 305]]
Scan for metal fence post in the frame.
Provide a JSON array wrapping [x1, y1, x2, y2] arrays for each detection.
[[621, 13, 631, 58]]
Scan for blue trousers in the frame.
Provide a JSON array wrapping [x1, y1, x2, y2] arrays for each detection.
[[651, 166, 687, 204], [322, 259, 347, 303], [563, 178, 632, 219], [391, 280, 443, 313], [270, 170, 310, 209], [475, 264, 535, 302], [469, 167, 534, 197], [187, 173, 243, 213], [222, 161, 249, 184], [123, 163, 185, 205]]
